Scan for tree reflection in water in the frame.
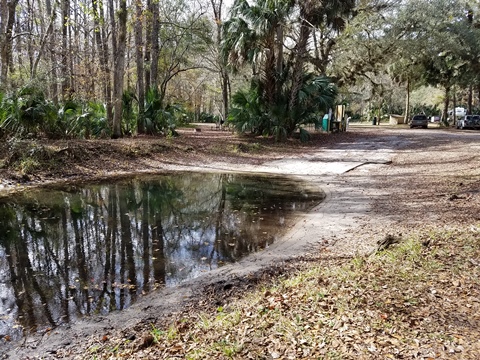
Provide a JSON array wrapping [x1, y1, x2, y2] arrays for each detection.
[[0, 172, 324, 341]]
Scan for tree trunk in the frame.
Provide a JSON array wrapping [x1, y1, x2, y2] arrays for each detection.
[[144, 0, 152, 91], [150, 0, 160, 89], [126, 30, 132, 89], [31, 14, 55, 80], [211, 0, 229, 122], [26, 0, 34, 76], [92, 0, 112, 124], [45, 0, 58, 103], [61, 0, 70, 99], [288, 14, 311, 134], [109, 0, 117, 57], [108, 0, 118, 130], [404, 78, 410, 124], [69, 0, 77, 94], [275, 24, 283, 75], [0, 1, 5, 69], [442, 85, 450, 126], [478, 85, 480, 110], [452, 85, 456, 124], [0, 0, 6, 88], [468, 84, 472, 115], [221, 71, 229, 121], [0, 0, 18, 87], [135, 0, 145, 134], [84, 9, 95, 98], [112, 0, 128, 139]]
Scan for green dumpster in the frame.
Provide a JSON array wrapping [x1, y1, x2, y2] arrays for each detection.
[[322, 114, 329, 131]]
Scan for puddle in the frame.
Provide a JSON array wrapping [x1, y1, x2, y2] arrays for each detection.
[[0, 172, 324, 340]]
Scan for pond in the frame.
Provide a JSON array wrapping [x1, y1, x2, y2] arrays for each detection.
[[0, 172, 324, 341]]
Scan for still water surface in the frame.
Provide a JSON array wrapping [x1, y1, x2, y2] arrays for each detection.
[[0, 172, 324, 340]]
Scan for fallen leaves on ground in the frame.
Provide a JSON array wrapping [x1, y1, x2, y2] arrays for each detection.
[[59, 226, 480, 359]]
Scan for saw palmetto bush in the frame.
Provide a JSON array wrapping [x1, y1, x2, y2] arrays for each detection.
[[55, 100, 109, 139], [34, 100, 108, 139], [228, 86, 266, 135], [81, 101, 109, 138], [0, 87, 109, 139], [293, 74, 338, 140], [0, 86, 56, 137], [144, 88, 182, 137], [228, 75, 337, 141]]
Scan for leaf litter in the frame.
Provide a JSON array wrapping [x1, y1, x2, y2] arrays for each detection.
[[52, 226, 480, 359]]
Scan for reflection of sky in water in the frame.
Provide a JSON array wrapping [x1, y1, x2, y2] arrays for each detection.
[[0, 172, 324, 342], [165, 226, 217, 285]]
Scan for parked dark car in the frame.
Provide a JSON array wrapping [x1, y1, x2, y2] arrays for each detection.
[[474, 115, 480, 128], [410, 114, 428, 129]]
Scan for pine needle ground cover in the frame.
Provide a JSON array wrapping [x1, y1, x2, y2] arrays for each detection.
[[79, 225, 480, 359]]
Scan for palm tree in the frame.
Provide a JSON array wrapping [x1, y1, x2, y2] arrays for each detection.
[[223, 0, 352, 139], [288, 0, 355, 115], [223, 0, 294, 107]]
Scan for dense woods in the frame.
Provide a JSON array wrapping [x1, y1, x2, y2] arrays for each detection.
[[1, 0, 480, 140]]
